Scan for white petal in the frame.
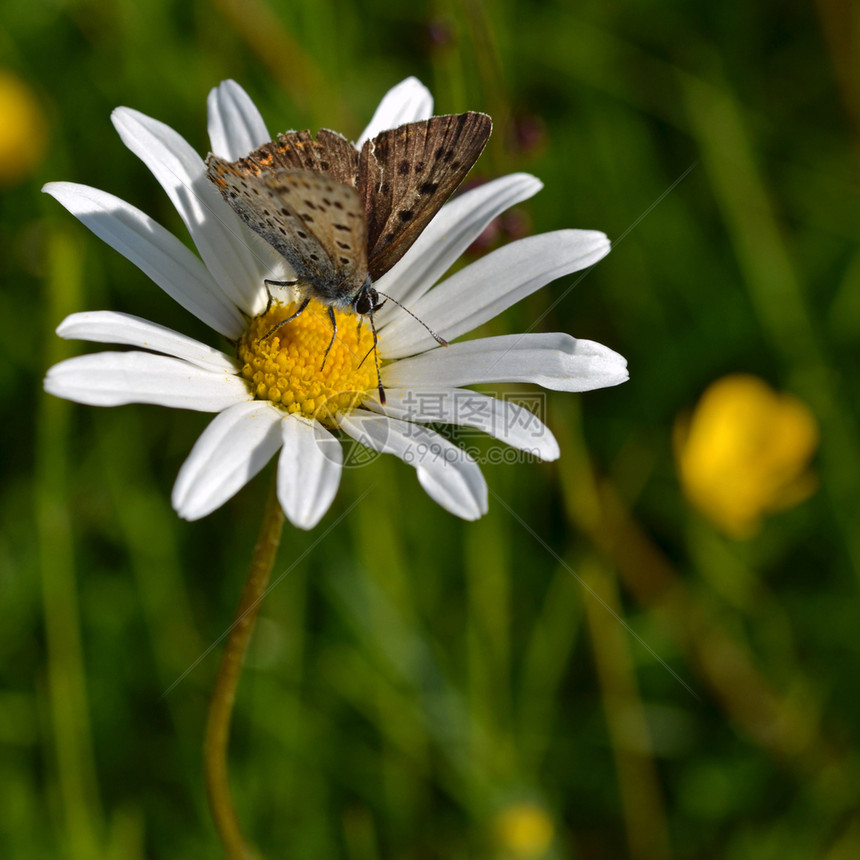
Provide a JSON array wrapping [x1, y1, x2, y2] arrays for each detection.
[[56, 311, 240, 373], [338, 411, 487, 520], [366, 388, 559, 461], [381, 230, 611, 358], [44, 351, 252, 410], [43, 182, 245, 338], [172, 402, 284, 520], [375, 173, 544, 317], [356, 77, 434, 148], [207, 80, 271, 160], [277, 417, 343, 529], [384, 333, 629, 392], [112, 107, 264, 314]]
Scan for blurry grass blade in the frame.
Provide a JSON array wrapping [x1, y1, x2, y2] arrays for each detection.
[[37, 226, 104, 858], [210, 0, 337, 121], [582, 558, 671, 860], [466, 511, 515, 781], [518, 566, 583, 768], [492, 489, 699, 701]]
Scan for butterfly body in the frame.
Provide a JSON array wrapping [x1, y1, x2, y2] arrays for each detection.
[[206, 163, 371, 309]]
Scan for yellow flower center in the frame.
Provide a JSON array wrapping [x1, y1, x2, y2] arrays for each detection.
[[237, 298, 379, 424]]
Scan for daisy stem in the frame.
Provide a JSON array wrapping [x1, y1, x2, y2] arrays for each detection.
[[204, 476, 285, 859]]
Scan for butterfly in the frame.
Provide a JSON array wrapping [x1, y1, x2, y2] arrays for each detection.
[[205, 112, 492, 403]]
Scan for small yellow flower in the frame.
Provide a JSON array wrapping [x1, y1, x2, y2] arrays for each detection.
[[0, 70, 48, 186], [675, 374, 819, 537], [493, 802, 555, 858]]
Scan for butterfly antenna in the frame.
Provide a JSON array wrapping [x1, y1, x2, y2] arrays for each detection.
[[374, 289, 448, 346]]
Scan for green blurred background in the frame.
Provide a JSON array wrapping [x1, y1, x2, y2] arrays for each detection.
[[3, 0, 860, 857]]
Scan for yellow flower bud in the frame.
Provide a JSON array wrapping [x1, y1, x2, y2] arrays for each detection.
[[675, 374, 819, 537]]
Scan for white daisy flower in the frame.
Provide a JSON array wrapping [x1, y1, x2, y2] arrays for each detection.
[[43, 78, 628, 529]]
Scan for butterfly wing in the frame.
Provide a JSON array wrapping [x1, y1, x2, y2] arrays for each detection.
[[231, 129, 359, 187], [358, 112, 492, 279], [206, 157, 368, 302]]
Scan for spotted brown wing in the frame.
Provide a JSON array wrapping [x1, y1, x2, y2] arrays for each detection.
[[358, 112, 492, 279], [206, 157, 368, 302], [231, 129, 359, 188]]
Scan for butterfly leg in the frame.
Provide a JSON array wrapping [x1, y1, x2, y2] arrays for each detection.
[[263, 278, 299, 313], [257, 296, 310, 341], [321, 306, 337, 371], [365, 305, 385, 405]]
